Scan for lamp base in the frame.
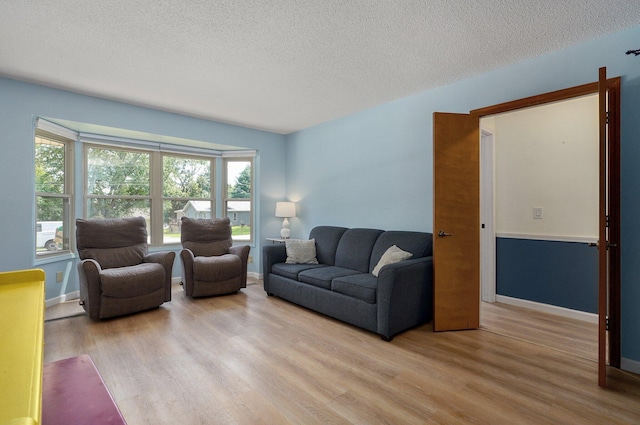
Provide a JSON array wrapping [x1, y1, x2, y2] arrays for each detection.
[[280, 217, 291, 239]]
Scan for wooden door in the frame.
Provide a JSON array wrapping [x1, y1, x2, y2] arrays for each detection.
[[433, 112, 480, 331]]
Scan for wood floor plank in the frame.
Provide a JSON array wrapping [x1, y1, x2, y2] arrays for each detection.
[[44, 281, 640, 424]]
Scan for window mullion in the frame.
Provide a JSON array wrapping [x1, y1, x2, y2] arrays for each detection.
[[151, 152, 163, 246]]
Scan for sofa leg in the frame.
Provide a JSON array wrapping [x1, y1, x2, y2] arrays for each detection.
[[381, 335, 393, 342]]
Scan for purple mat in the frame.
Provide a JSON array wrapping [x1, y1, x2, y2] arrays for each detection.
[[43, 354, 127, 425]]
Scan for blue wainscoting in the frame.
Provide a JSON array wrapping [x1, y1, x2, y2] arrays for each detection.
[[496, 237, 598, 313]]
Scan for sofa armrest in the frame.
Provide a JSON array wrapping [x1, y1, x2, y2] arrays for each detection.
[[78, 259, 102, 320], [179, 249, 196, 296], [230, 245, 251, 288], [144, 251, 176, 301], [376, 256, 433, 339], [262, 244, 287, 292]]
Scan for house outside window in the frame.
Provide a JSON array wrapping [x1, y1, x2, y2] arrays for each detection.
[[35, 121, 74, 257], [224, 158, 253, 242]]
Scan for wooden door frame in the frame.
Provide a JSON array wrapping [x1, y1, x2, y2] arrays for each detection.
[[606, 76, 621, 368], [470, 79, 621, 368], [480, 130, 496, 303]]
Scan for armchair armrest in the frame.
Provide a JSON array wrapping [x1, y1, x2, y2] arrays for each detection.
[[230, 245, 250, 288], [262, 244, 287, 292], [376, 256, 433, 340], [180, 248, 196, 296], [144, 251, 176, 301], [78, 259, 102, 320]]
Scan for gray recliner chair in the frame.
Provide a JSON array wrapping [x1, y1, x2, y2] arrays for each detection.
[[76, 216, 175, 320], [179, 217, 250, 297]]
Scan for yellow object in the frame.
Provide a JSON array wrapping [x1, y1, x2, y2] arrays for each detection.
[[0, 269, 45, 425]]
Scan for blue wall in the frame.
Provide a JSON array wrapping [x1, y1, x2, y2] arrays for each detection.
[[496, 238, 598, 313], [0, 78, 287, 301], [285, 25, 640, 364]]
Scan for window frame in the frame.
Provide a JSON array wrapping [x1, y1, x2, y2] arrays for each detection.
[[223, 157, 254, 243], [157, 152, 215, 245], [83, 143, 153, 237], [82, 142, 219, 247], [34, 124, 75, 258]]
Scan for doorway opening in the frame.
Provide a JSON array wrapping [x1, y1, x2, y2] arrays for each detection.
[[478, 96, 600, 360], [433, 76, 621, 383]]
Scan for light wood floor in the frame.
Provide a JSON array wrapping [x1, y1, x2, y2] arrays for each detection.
[[480, 301, 598, 362], [44, 280, 640, 425]]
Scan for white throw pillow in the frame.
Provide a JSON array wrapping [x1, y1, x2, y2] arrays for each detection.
[[372, 245, 412, 277], [285, 239, 319, 264]]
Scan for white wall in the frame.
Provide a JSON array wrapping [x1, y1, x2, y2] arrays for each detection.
[[492, 95, 598, 240]]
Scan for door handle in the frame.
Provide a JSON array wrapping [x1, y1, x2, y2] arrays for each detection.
[[438, 230, 452, 238]]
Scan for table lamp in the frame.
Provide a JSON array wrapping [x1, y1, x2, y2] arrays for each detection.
[[275, 202, 296, 239]]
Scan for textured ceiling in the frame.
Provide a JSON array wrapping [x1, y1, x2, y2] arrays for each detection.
[[1, 1, 639, 134]]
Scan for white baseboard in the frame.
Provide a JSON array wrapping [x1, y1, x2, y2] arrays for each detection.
[[621, 357, 640, 375], [496, 233, 597, 244], [172, 276, 182, 284], [45, 290, 80, 308], [494, 295, 598, 324]]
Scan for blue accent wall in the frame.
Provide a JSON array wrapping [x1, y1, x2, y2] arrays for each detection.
[[496, 238, 598, 313]]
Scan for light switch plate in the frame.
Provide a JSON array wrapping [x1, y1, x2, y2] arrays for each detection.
[[533, 207, 543, 219]]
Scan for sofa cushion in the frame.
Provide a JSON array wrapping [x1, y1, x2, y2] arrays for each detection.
[[76, 216, 148, 249], [285, 239, 319, 264], [369, 231, 433, 273], [372, 245, 413, 277], [271, 263, 327, 280], [80, 245, 148, 269], [309, 226, 348, 266], [331, 274, 378, 304], [193, 254, 242, 281], [100, 263, 165, 298], [76, 217, 149, 268], [298, 266, 360, 290], [334, 228, 384, 273], [180, 217, 232, 257]]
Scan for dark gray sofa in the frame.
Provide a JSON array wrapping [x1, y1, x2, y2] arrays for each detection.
[[262, 226, 433, 340]]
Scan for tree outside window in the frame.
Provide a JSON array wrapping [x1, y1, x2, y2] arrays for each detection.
[[225, 159, 252, 241], [86, 146, 151, 220]]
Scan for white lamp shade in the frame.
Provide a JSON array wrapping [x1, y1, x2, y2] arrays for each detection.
[[275, 202, 296, 218]]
